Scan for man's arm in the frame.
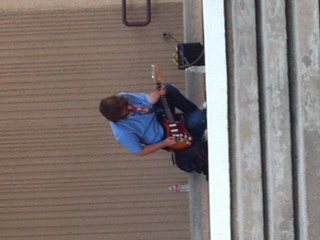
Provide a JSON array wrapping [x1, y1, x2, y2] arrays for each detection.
[[148, 86, 167, 104], [136, 137, 176, 156]]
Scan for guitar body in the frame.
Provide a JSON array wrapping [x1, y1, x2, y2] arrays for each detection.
[[160, 116, 193, 151]]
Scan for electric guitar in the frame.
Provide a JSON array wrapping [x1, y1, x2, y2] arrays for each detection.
[[151, 64, 193, 151]]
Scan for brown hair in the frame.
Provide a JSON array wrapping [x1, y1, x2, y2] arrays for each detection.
[[99, 96, 128, 122]]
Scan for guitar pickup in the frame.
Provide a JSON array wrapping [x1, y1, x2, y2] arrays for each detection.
[[169, 124, 177, 127], [170, 129, 179, 133]]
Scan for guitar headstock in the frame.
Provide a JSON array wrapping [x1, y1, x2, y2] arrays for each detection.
[[151, 64, 162, 83]]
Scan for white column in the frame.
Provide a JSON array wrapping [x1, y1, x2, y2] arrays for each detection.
[[202, 0, 231, 239]]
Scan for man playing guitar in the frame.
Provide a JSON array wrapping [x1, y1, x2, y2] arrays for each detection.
[[99, 67, 206, 157]]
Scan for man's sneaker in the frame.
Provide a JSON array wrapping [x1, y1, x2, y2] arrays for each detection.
[[202, 101, 207, 110], [201, 129, 208, 142]]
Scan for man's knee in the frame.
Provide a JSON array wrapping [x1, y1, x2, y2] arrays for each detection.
[[163, 83, 177, 94], [186, 110, 206, 129]]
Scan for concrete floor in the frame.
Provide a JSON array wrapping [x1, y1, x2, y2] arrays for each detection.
[[183, 1, 210, 240]]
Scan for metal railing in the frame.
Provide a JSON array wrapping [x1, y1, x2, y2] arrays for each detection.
[[122, 0, 151, 27]]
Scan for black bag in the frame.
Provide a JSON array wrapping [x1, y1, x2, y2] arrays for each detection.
[[172, 140, 208, 176]]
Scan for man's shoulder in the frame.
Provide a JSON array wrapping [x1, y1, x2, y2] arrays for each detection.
[[110, 122, 128, 138], [110, 120, 133, 134]]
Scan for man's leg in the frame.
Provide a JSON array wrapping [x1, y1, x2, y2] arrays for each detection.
[[161, 83, 199, 113], [184, 109, 206, 141]]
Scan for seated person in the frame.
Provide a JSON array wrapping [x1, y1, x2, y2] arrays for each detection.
[[99, 83, 206, 156]]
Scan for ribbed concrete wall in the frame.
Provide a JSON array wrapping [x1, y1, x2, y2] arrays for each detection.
[[0, 2, 191, 240], [290, 1, 320, 239], [226, 0, 320, 239]]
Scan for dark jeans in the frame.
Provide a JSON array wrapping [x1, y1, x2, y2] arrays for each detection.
[[153, 83, 206, 140]]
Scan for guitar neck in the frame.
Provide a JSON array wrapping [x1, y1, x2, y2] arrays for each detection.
[[155, 81, 175, 123], [151, 64, 175, 123]]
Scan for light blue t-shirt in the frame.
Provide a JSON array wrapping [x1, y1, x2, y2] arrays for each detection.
[[110, 92, 164, 154]]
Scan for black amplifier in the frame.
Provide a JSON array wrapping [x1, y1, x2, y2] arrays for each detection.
[[176, 42, 205, 70]]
